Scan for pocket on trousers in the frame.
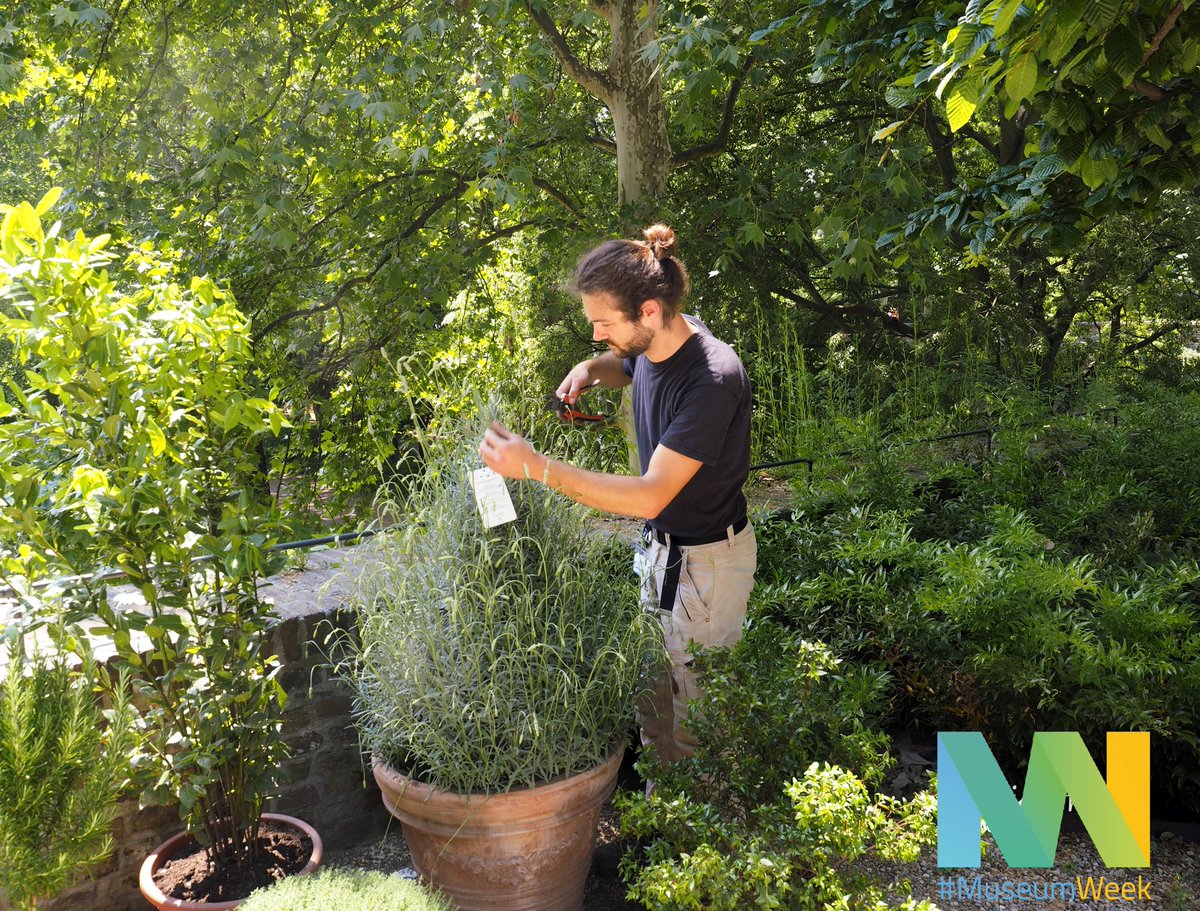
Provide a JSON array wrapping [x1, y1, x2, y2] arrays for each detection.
[[674, 553, 714, 640]]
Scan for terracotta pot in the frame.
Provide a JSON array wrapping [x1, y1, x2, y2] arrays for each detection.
[[373, 749, 623, 911], [138, 812, 323, 910]]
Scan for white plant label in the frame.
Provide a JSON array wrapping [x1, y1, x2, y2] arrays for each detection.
[[471, 467, 517, 527]]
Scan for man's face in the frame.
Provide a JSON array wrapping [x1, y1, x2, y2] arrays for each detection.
[[582, 291, 654, 359]]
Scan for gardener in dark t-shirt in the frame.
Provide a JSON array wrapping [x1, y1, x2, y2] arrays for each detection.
[[479, 223, 757, 767]]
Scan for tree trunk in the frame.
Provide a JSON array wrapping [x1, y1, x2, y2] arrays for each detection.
[[525, 0, 675, 474], [604, 0, 673, 206], [606, 0, 672, 471], [1038, 300, 1082, 391]]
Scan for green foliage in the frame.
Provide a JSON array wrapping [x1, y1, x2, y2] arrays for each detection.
[[342, 407, 663, 792], [0, 636, 134, 911], [913, 0, 1200, 196], [240, 868, 454, 911], [620, 624, 936, 911], [0, 194, 290, 866], [652, 621, 892, 815], [776, 388, 1200, 566], [4, 0, 1198, 477], [753, 408, 1200, 808]]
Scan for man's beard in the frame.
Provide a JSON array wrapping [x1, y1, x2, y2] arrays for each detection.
[[606, 324, 654, 359]]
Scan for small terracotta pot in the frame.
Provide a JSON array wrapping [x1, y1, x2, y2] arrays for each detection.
[[373, 749, 623, 911], [138, 812, 323, 910]]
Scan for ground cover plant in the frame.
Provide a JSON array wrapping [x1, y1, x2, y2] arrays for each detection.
[[240, 868, 453, 911]]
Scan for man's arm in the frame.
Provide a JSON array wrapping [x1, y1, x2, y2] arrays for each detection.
[[479, 422, 700, 520], [556, 352, 631, 402]]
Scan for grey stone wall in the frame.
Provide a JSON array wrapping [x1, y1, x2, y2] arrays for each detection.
[[8, 549, 392, 911]]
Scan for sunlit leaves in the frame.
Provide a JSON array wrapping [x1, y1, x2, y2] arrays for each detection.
[[944, 79, 979, 131], [822, 0, 1200, 243], [992, 0, 1024, 39], [872, 120, 904, 142], [1004, 52, 1036, 103], [0, 198, 287, 588]]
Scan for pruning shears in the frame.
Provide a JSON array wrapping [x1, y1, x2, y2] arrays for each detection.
[[546, 380, 606, 424]]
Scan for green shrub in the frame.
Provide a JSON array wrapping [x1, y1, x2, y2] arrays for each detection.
[[642, 620, 892, 815], [753, 503, 1200, 812], [779, 388, 1200, 569], [0, 192, 291, 865], [619, 624, 936, 911], [0, 638, 134, 911], [240, 868, 453, 911]]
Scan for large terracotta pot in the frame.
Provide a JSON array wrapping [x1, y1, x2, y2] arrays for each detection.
[[373, 749, 623, 911], [138, 812, 323, 911]]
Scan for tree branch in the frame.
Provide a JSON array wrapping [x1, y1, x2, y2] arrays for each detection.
[[532, 179, 586, 220], [92, 11, 171, 165], [771, 288, 916, 338], [958, 124, 997, 158], [247, 0, 297, 129], [588, 135, 618, 155], [671, 54, 756, 168], [1122, 322, 1182, 356], [1132, 78, 1167, 102], [467, 219, 541, 253], [1140, 2, 1186, 71], [996, 106, 1032, 166], [525, 1, 613, 104], [253, 176, 469, 340], [77, 0, 132, 134], [773, 288, 850, 332], [767, 241, 832, 308], [298, 168, 464, 245], [922, 104, 958, 191], [314, 220, 541, 378]]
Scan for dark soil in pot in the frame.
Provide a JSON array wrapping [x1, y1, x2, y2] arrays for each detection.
[[153, 818, 313, 904]]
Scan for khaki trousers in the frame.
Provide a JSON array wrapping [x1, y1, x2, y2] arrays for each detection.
[[635, 522, 757, 764]]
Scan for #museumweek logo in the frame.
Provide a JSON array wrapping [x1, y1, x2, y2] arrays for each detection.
[[937, 732, 1150, 869], [935, 875, 1153, 904]]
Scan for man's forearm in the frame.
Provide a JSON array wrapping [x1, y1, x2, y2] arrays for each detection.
[[583, 353, 631, 389], [528, 454, 665, 519]]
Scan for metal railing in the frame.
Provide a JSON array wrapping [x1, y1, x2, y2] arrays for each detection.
[[747, 407, 1119, 485]]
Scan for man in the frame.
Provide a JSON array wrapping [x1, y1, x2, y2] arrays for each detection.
[[479, 223, 756, 771]]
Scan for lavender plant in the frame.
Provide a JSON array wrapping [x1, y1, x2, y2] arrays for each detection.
[[344, 408, 663, 793]]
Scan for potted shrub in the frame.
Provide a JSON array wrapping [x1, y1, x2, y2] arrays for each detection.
[[0, 634, 134, 911], [0, 193, 320, 907], [341, 413, 662, 911]]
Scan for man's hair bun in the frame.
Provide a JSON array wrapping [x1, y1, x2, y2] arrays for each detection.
[[573, 222, 690, 321], [643, 224, 676, 260]]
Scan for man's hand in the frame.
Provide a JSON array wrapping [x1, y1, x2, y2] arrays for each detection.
[[479, 422, 547, 481], [555, 364, 596, 404], [555, 353, 630, 402]]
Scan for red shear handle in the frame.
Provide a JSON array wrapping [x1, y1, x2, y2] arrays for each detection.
[[546, 393, 606, 424]]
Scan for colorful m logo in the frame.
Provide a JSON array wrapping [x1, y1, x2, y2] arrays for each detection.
[[937, 732, 1149, 868]]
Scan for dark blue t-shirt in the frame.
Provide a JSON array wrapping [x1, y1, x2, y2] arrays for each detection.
[[623, 316, 750, 537]]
